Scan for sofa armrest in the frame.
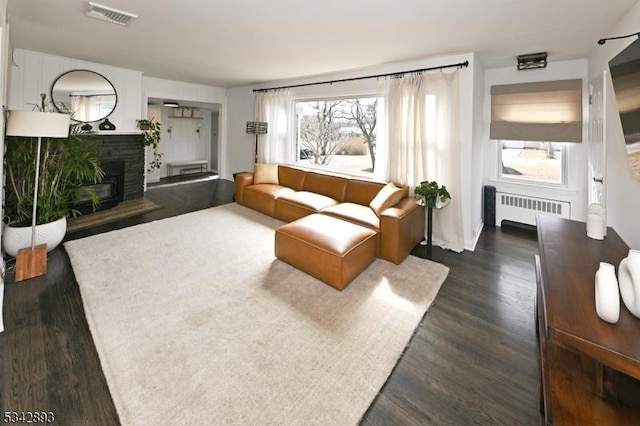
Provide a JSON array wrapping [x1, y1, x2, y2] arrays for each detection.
[[234, 172, 254, 204], [378, 197, 425, 264]]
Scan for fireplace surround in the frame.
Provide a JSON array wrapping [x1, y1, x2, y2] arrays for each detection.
[[74, 133, 145, 214], [74, 159, 124, 214]]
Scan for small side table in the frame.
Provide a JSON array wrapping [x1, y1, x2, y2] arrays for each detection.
[[412, 198, 450, 262]]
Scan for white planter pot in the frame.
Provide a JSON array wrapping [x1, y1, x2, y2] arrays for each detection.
[[619, 249, 640, 319], [2, 217, 67, 257], [595, 262, 619, 324]]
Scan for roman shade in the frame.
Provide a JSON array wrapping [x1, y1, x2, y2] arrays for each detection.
[[490, 79, 583, 142]]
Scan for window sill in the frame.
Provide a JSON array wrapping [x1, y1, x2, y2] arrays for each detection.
[[487, 179, 579, 198], [289, 162, 377, 181]]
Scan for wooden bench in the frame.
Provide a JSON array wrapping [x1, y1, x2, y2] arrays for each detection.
[[166, 160, 209, 176]]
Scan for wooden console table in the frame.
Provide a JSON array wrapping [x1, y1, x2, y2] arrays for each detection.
[[536, 215, 640, 424]]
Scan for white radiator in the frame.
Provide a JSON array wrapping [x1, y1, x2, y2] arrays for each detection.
[[495, 192, 571, 227]]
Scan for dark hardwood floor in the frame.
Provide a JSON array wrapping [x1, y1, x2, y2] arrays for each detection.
[[1, 178, 540, 425]]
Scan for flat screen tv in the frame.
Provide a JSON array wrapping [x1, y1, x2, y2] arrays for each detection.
[[609, 37, 640, 179]]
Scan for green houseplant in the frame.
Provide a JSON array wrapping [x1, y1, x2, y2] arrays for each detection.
[[137, 118, 163, 172], [415, 180, 451, 209], [3, 94, 105, 255], [4, 97, 104, 226]]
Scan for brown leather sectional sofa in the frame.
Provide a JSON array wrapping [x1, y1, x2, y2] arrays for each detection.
[[234, 164, 425, 264]]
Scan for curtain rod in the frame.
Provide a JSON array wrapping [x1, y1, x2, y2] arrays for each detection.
[[253, 60, 469, 93]]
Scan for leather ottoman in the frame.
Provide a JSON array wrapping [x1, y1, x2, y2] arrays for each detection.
[[275, 214, 377, 290]]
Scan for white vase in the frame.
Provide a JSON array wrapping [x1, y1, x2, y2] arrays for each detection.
[[595, 262, 620, 323], [619, 249, 640, 319], [587, 203, 607, 239], [1, 217, 67, 257]]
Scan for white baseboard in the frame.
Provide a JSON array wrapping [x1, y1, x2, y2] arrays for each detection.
[[464, 221, 484, 252]]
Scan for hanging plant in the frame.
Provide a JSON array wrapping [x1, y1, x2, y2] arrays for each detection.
[[136, 118, 163, 172]]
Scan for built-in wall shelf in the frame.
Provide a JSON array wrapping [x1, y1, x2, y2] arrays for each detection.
[[168, 116, 203, 120]]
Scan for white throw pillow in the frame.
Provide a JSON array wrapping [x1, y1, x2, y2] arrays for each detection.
[[253, 163, 279, 185], [369, 183, 404, 216]]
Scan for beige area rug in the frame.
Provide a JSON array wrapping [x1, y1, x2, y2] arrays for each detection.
[[64, 203, 449, 425], [66, 198, 161, 233]]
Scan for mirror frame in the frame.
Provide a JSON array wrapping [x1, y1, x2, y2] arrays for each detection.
[[50, 69, 118, 123]]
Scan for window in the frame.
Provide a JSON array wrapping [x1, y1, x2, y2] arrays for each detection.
[[499, 140, 566, 185], [294, 97, 379, 174], [491, 79, 581, 187]]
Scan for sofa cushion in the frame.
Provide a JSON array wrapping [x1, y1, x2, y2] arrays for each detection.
[[278, 165, 306, 190], [254, 163, 279, 184], [369, 183, 405, 216], [321, 202, 380, 231], [344, 179, 386, 206], [278, 191, 338, 211], [243, 184, 295, 217], [302, 172, 348, 201], [275, 191, 339, 223]]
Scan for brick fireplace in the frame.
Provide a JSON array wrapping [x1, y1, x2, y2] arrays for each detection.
[[75, 133, 145, 213]]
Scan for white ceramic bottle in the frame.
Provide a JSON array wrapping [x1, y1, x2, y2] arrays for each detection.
[[587, 203, 607, 240], [595, 262, 620, 324], [619, 249, 640, 319]]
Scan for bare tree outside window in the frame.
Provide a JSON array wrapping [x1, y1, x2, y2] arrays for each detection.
[[337, 99, 377, 169], [299, 101, 344, 165], [295, 97, 379, 173]]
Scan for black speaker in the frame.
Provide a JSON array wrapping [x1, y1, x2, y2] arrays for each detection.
[[483, 185, 496, 227]]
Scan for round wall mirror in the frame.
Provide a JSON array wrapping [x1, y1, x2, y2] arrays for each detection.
[[50, 69, 117, 123]]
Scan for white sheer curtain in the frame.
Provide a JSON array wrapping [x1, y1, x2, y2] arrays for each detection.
[[71, 95, 92, 122], [381, 71, 464, 252], [255, 90, 291, 164]]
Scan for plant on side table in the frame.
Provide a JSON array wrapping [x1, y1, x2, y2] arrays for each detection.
[[414, 180, 451, 261], [137, 118, 163, 172], [3, 95, 105, 257], [415, 180, 451, 209]]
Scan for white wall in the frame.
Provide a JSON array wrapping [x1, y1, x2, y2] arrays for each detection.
[[226, 85, 257, 177], [6, 50, 229, 183], [588, 2, 640, 249], [8, 49, 143, 129], [225, 52, 482, 250], [482, 59, 590, 223], [469, 53, 486, 249]]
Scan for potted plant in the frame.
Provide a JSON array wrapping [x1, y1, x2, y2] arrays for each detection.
[[137, 118, 163, 172], [415, 180, 451, 209], [2, 95, 105, 256]]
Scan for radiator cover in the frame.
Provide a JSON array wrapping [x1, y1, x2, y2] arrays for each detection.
[[495, 192, 571, 226]]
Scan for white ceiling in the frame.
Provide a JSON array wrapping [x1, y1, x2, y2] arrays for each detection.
[[7, 0, 640, 88]]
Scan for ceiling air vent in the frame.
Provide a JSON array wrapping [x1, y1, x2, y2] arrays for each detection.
[[86, 2, 137, 26]]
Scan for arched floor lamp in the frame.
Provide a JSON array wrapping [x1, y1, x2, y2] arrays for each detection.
[[6, 110, 70, 282]]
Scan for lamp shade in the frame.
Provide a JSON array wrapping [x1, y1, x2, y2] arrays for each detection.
[[6, 110, 70, 138], [246, 121, 268, 134]]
